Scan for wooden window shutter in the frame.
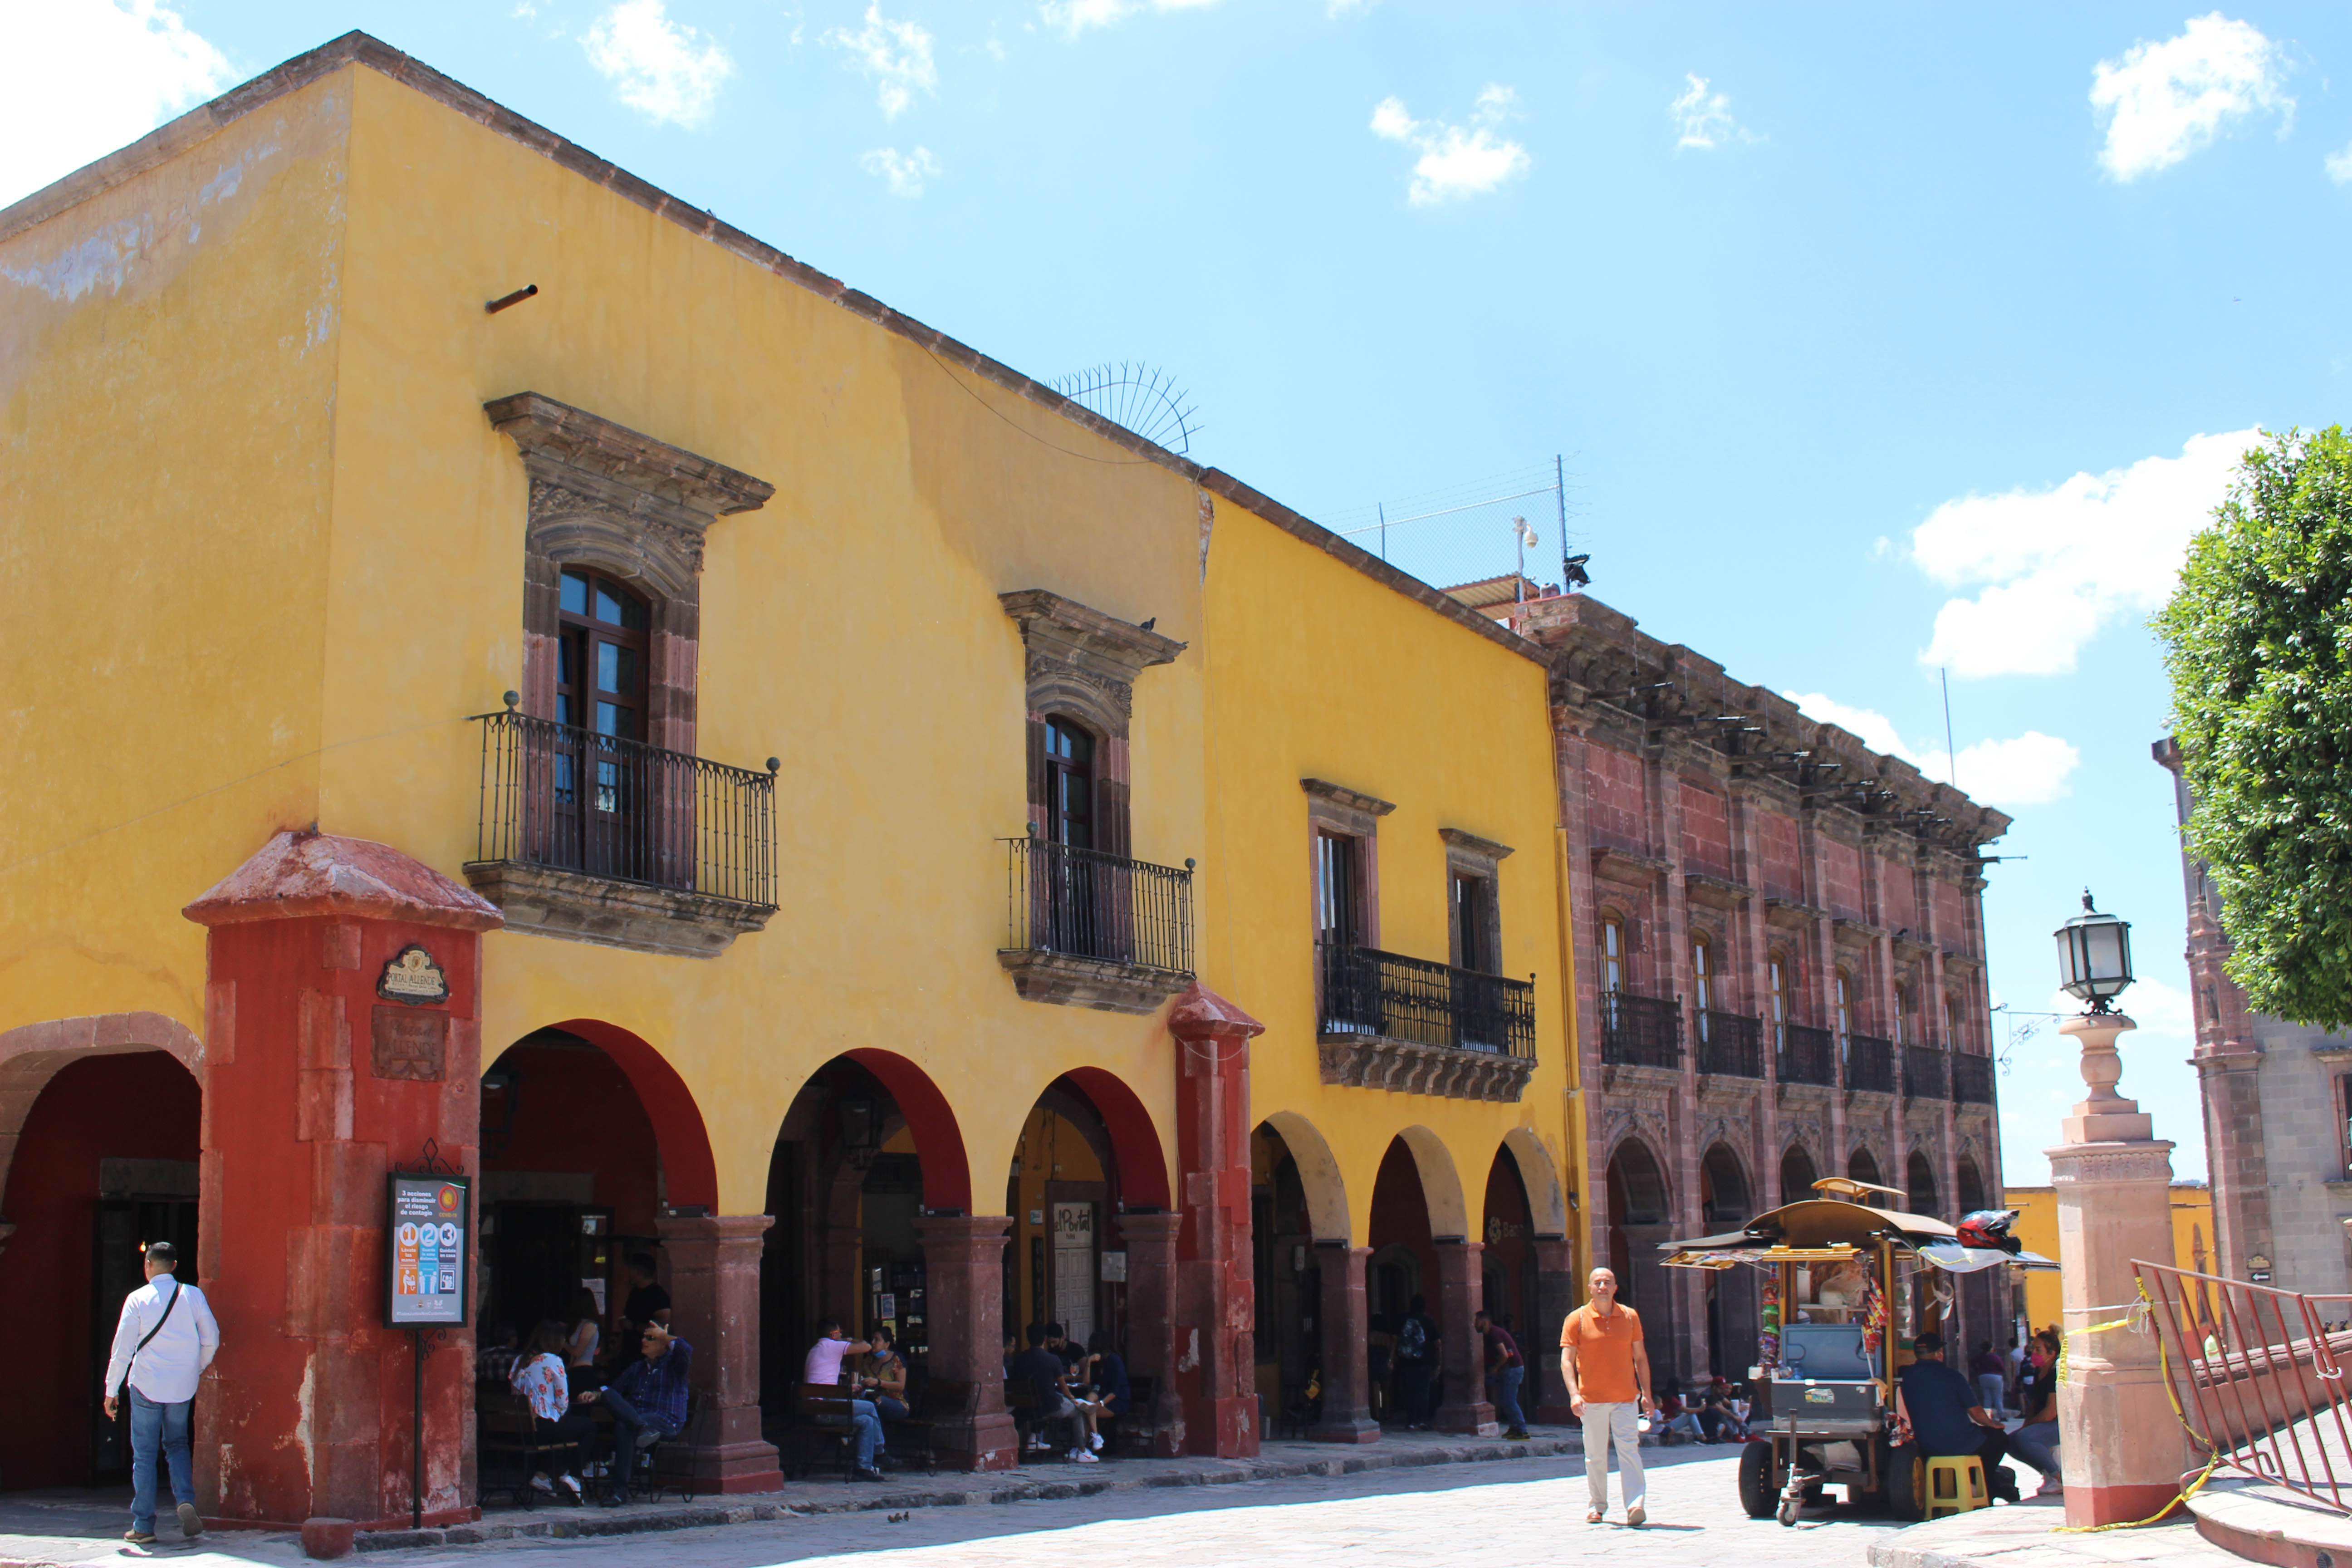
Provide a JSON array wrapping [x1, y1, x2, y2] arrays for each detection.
[[1026, 716, 1049, 835], [1098, 778, 1132, 859]]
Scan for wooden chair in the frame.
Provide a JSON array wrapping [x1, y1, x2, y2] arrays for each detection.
[[782, 1382, 861, 1481], [477, 1385, 578, 1509], [640, 1389, 706, 1502]]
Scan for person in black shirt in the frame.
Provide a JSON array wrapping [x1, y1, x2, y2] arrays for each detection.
[[1892, 1332, 2024, 1502], [620, 1253, 671, 1338], [1394, 1296, 1441, 1430], [1007, 1323, 1091, 1463], [2008, 1330, 2062, 1496]]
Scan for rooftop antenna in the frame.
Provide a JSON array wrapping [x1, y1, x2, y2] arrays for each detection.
[[1049, 363, 1202, 455]]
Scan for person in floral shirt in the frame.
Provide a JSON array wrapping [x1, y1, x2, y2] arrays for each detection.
[[510, 1323, 589, 1500]]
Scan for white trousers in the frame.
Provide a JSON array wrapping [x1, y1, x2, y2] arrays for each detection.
[[1581, 1401, 1644, 1512]]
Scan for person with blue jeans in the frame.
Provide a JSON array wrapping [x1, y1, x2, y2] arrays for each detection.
[[1475, 1311, 1530, 1441], [580, 1322, 694, 1505], [804, 1318, 887, 1479], [103, 1240, 220, 1546]]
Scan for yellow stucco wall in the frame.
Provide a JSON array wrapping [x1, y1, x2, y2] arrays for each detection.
[[2007, 1184, 2215, 1334], [4, 61, 1577, 1245]]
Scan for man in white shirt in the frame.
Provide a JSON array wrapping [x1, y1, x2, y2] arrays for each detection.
[[102, 1241, 219, 1545], [802, 1319, 886, 1480]]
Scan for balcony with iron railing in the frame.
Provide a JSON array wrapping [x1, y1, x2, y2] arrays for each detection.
[[1952, 1051, 1995, 1105], [1845, 1034, 1895, 1095], [1904, 1045, 1950, 1102], [1779, 1023, 1837, 1088], [1317, 942, 1536, 1102], [998, 833, 1195, 1014], [465, 705, 780, 957], [1696, 1010, 1764, 1078], [1600, 991, 1682, 1071]]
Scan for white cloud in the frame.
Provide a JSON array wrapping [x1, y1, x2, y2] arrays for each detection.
[[0, 0, 234, 210], [1369, 85, 1531, 206], [2328, 141, 2352, 183], [1908, 428, 2259, 679], [860, 145, 940, 196], [583, 0, 733, 128], [1781, 691, 2082, 809], [824, 5, 936, 120], [1669, 74, 1751, 151], [1327, 0, 1374, 14], [1039, 0, 1216, 36], [2090, 13, 2289, 181]]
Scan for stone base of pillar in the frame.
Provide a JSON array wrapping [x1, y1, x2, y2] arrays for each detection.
[[1308, 1414, 1382, 1444], [1311, 1242, 1378, 1444], [1432, 1239, 1498, 1437], [914, 1214, 1019, 1472]]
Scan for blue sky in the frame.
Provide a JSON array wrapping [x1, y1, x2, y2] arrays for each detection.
[[15, 2, 2352, 1185]]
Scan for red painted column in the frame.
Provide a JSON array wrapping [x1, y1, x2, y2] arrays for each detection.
[[1533, 1235, 1578, 1424], [657, 1215, 784, 1492], [1117, 1211, 1186, 1456], [1311, 1243, 1378, 1443], [182, 830, 501, 1530], [913, 1214, 1018, 1470], [1432, 1239, 1497, 1435], [1168, 984, 1263, 1458]]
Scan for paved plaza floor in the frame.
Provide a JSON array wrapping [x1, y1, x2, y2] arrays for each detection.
[[0, 1446, 1964, 1568]]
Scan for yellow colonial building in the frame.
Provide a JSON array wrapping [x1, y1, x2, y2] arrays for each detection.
[[0, 34, 1577, 1523]]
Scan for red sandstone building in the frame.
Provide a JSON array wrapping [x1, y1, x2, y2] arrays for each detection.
[[1508, 593, 2011, 1382]]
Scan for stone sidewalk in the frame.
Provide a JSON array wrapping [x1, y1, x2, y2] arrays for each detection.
[[1866, 1496, 2246, 1568], [0, 1425, 1617, 1566]]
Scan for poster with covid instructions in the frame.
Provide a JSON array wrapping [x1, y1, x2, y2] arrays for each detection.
[[387, 1173, 470, 1327]]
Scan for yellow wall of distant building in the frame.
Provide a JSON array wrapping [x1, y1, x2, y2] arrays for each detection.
[[2005, 1184, 2215, 1334]]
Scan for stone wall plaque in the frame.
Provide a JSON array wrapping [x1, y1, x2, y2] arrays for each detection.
[[372, 1005, 449, 1081], [378, 945, 450, 1004]]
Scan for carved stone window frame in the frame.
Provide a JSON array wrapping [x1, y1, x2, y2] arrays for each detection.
[[1001, 590, 1185, 856], [1439, 827, 1512, 976], [1303, 779, 1392, 953], [488, 392, 776, 757]]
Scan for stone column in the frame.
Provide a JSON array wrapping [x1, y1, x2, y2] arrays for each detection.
[[1533, 1235, 1578, 1423], [2051, 1011, 2193, 1527], [1169, 985, 1264, 1457], [1431, 1239, 1497, 1435], [913, 1214, 1018, 1470], [182, 829, 501, 1531], [1311, 1243, 1377, 1442], [1118, 1211, 1187, 1456], [657, 1214, 784, 1492]]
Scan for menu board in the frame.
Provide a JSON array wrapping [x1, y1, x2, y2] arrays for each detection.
[[387, 1173, 470, 1327]]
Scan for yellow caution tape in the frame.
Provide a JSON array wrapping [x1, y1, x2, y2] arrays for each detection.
[[2050, 1280, 2225, 1534]]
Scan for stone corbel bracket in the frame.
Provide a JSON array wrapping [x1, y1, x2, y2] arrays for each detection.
[[1439, 827, 1514, 864], [1317, 1034, 1534, 1103]]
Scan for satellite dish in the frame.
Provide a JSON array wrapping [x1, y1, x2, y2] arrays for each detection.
[[1050, 363, 1201, 456]]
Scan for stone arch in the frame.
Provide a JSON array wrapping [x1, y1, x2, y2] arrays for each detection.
[[1780, 1139, 1819, 1202], [841, 1048, 974, 1213], [1606, 1132, 1673, 1224], [1257, 1110, 1348, 1241], [1955, 1153, 1988, 1215], [1846, 1142, 1884, 1190], [544, 1018, 722, 1211], [1700, 1142, 1753, 1226], [0, 1011, 204, 1204], [1056, 1067, 1172, 1211], [1906, 1149, 1940, 1218], [1499, 1127, 1569, 1235], [1392, 1126, 1470, 1239]]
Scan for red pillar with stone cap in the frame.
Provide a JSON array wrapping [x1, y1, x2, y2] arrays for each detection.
[[1167, 983, 1263, 1458], [183, 829, 501, 1530]]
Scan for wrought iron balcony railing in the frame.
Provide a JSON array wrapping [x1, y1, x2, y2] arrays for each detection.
[[1845, 1034, 1895, 1094], [1952, 1051, 1995, 1105], [1696, 1010, 1764, 1078], [1319, 942, 1535, 1058], [1905, 1045, 1950, 1102], [1779, 1023, 1837, 1087], [1600, 990, 1682, 1069], [1003, 835, 1194, 977], [471, 709, 777, 909]]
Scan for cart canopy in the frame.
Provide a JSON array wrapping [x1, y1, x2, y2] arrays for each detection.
[[1657, 1197, 2054, 1273]]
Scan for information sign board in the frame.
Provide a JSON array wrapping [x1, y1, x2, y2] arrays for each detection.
[[387, 1173, 470, 1327]]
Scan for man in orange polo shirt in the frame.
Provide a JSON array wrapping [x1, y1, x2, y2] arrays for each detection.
[[1562, 1265, 1653, 1525]]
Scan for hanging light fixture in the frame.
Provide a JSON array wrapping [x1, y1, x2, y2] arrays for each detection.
[[2054, 889, 2134, 1014]]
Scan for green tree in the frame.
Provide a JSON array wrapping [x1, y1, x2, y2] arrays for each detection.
[[2159, 425, 2352, 1029]]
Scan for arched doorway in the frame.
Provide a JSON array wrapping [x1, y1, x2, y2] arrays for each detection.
[[1605, 1138, 1673, 1393], [1481, 1148, 1539, 1345], [478, 1024, 714, 1357], [1952, 1153, 1997, 1355], [1847, 1145, 1883, 1191], [1369, 1131, 1470, 1427], [0, 1050, 201, 1489], [1700, 1143, 1756, 1378], [1780, 1141, 1818, 1205], [1253, 1123, 1321, 1421], [1906, 1151, 1939, 1219]]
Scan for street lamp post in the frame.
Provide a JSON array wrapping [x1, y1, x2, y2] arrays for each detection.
[[2045, 890, 2188, 1526]]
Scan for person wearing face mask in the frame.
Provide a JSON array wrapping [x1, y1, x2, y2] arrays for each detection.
[[2008, 1330, 2063, 1497]]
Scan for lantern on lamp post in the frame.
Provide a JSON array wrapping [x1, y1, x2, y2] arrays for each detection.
[[2055, 890, 2133, 1014]]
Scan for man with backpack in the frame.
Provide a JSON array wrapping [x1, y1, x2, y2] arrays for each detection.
[[103, 1241, 220, 1546], [1394, 1295, 1441, 1430]]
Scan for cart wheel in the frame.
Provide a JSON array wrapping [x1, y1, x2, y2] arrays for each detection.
[[1777, 1494, 1801, 1527], [1737, 1442, 1779, 1519], [1886, 1446, 1924, 1522]]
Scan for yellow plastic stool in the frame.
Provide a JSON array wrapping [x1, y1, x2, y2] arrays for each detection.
[[1924, 1455, 1990, 1518]]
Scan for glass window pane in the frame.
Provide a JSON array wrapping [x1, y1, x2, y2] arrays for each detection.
[[561, 571, 588, 616], [597, 642, 638, 696]]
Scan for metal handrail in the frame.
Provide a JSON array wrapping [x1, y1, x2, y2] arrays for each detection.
[[1696, 1010, 1763, 1077], [1951, 1052, 1995, 1104], [1845, 1034, 1895, 1094], [1002, 836, 1194, 976], [1904, 1045, 1950, 1102], [1318, 942, 1536, 1058], [471, 709, 776, 909], [1600, 990, 1681, 1069], [1779, 1023, 1837, 1086]]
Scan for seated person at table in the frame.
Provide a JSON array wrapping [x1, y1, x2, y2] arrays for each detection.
[[577, 1322, 693, 1505], [1658, 1388, 1704, 1443], [1087, 1328, 1131, 1426], [564, 1290, 602, 1373], [509, 1322, 592, 1500], [1008, 1323, 1093, 1464], [1892, 1331, 2030, 1503], [1698, 1376, 1744, 1442], [2008, 1331, 2063, 1499], [804, 1318, 887, 1480], [859, 1327, 910, 1426]]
